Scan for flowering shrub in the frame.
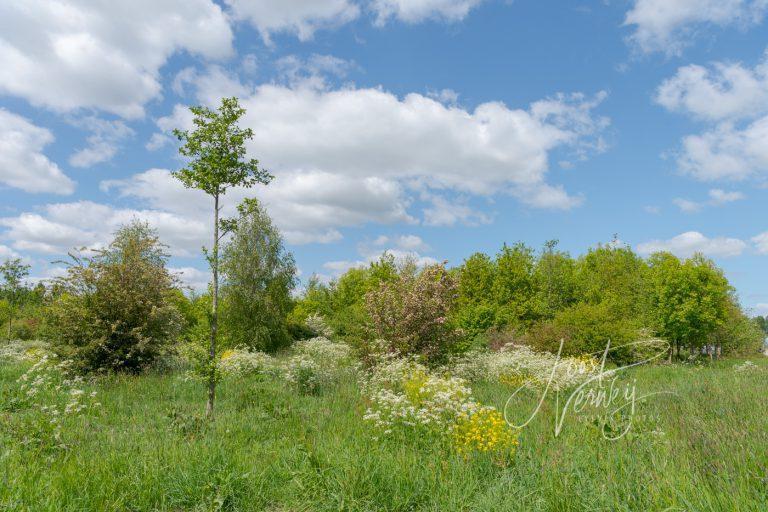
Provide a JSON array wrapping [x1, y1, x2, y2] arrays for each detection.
[[449, 344, 600, 390], [305, 313, 334, 338], [219, 347, 275, 377], [453, 406, 519, 462], [365, 263, 461, 362], [282, 337, 353, 394], [12, 355, 100, 449]]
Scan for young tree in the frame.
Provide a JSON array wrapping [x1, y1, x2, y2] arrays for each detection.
[[220, 198, 296, 352], [0, 258, 31, 340], [173, 97, 271, 418]]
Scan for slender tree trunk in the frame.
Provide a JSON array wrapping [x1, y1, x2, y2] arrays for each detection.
[[7, 304, 12, 341], [206, 193, 220, 419]]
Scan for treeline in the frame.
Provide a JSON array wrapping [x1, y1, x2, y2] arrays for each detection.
[[291, 240, 764, 363], [2, 230, 764, 371]]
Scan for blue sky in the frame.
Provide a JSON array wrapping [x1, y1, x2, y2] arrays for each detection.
[[1, 0, 767, 315]]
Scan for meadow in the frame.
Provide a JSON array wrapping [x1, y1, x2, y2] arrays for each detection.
[[2, 347, 767, 512]]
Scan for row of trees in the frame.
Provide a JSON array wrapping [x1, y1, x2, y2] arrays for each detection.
[[292, 241, 764, 364]]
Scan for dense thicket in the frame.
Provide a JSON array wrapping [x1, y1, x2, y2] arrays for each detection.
[[43, 222, 182, 373], [292, 240, 762, 362]]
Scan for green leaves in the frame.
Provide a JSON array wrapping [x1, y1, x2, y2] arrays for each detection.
[[173, 97, 272, 197]]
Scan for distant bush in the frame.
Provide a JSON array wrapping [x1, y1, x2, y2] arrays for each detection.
[[524, 302, 644, 364], [43, 222, 182, 373], [364, 262, 461, 364]]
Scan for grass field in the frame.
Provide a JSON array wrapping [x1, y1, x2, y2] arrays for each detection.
[[2, 356, 767, 511]]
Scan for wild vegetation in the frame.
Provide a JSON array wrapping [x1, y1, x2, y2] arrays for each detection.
[[1, 98, 766, 511]]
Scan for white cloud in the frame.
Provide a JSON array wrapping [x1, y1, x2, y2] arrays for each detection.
[[708, 188, 745, 204], [673, 188, 745, 212], [0, 109, 75, 195], [636, 231, 747, 258], [672, 198, 703, 213], [169, 266, 210, 292], [656, 53, 768, 121], [677, 118, 768, 181], [69, 117, 134, 168], [101, 168, 414, 246], [421, 194, 492, 226], [224, 0, 360, 41], [156, 83, 608, 211], [658, 51, 768, 183], [644, 205, 661, 214], [624, 0, 768, 56], [0, 244, 21, 260], [753, 303, 768, 316], [323, 232, 438, 277], [0, 0, 233, 118], [0, 200, 207, 257], [372, 0, 485, 25], [752, 231, 768, 254]]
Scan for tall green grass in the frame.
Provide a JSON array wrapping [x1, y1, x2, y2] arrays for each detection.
[[1, 358, 767, 511]]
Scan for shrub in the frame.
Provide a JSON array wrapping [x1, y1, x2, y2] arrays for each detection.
[[449, 344, 599, 390], [219, 347, 275, 377], [365, 262, 461, 363], [524, 302, 643, 364], [282, 337, 353, 394], [44, 221, 182, 373]]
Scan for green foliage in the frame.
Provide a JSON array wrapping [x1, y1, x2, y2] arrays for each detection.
[[0, 258, 31, 340], [43, 221, 182, 373], [755, 315, 768, 335], [290, 254, 400, 342], [575, 242, 651, 321], [711, 299, 765, 356], [647, 252, 731, 352], [173, 97, 271, 197], [525, 301, 642, 363], [220, 199, 297, 352]]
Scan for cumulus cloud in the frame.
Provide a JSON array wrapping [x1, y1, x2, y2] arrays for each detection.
[[169, 266, 210, 292], [224, 0, 360, 41], [0, 109, 75, 195], [624, 0, 768, 56], [421, 193, 492, 226], [371, 0, 486, 25], [0, 0, 233, 118], [656, 53, 768, 121], [0, 244, 21, 260], [677, 118, 768, 181], [753, 303, 768, 316], [322, 232, 438, 278], [69, 117, 135, 168], [636, 231, 747, 258], [0, 200, 207, 257], [155, 80, 608, 212], [101, 168, 415, 246], [658, 52, 768, 183]]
